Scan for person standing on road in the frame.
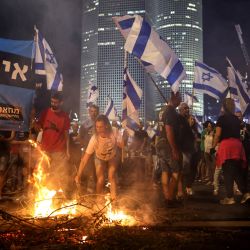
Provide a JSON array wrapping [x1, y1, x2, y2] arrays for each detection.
[[37, 92, 71, 195], [75, 115, 124, 201], [78, 104, 99, 194], [212, 98, 250, 205], [158, 92, 183, 208]]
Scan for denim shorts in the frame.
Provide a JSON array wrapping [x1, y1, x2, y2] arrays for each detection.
[[94, 152, 120, 167], [156, 138, 182, 173]]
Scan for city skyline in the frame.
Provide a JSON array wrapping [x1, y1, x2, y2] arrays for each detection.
[[81, 0, 203, 122], [0, 0, 249, 118]]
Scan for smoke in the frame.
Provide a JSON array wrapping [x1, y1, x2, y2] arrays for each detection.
[[0, 0, 82, 114]]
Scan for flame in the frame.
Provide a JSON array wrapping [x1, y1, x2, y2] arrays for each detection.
[[105, 194, 136, 226], [29, 140, 76, 218]]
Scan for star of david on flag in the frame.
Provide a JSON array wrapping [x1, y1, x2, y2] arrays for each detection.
[[34, 27, 63, 91], [193, 61, 228, 100]]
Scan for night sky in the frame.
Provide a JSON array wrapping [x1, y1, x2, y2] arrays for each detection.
[[0, 0, 249, 116]]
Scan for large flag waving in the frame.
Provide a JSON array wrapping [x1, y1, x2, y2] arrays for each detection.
[[193, 61, 228, 99], [104, 96, 119, 121], [87, 81, 99, 107], [114, 15, 186, 93], [122, 67, 142, 135], [34, 28, 63, 91], [227, 59, 250, 114]]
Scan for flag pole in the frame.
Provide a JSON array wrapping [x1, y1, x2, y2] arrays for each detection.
[[136, 58, 168, 103], [122, 49, 128, 163]]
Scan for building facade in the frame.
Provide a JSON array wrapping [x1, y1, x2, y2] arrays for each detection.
[[80, 0, 203, 122]]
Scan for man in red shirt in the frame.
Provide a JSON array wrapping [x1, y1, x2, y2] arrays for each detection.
[[38, 92, 70, 194]]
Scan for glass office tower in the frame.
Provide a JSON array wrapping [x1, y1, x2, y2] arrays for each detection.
[[146, 0, 203, 115], [80, 0, 203, 121]]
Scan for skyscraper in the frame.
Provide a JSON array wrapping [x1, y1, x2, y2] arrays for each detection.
[[146, 0, 203, 115], [80, 0, 203, 122]]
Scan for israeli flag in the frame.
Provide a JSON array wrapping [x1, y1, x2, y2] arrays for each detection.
[[113, 15, 155, 73], [123, 15, 186, 93], [87, 81, 99, 107], [193, 61, 228, 100], [34, 28, 63, 91], [104, 96, 119, 121], [122, 67, 142, 135], [184, 92, 198, 107], [227, 60, 250, 114]]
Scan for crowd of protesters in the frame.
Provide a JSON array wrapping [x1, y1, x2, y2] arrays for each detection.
[[1, 91, 250, 209]]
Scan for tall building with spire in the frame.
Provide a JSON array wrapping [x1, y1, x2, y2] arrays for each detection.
[[80, 0, 203, 122]]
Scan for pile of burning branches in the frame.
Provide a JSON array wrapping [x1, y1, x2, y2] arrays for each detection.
[[0, 194, 156, 248]]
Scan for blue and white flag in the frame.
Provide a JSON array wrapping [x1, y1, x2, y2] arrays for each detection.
[[113, 15, 156, 73], [184, 92, 198, 107], [227, 60, 250, 114], [193, 61, 228, 100], [122, 15, 186, 93], [34, 28, 63, 91], [122, 67, 142, 135], [104, 96, 119, 121], [87, 81, 99, 107]]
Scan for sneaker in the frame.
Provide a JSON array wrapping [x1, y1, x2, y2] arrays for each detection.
[[240, 192, 250, 204], [213, 189, 218, 196], [220, 197, 236, 205]]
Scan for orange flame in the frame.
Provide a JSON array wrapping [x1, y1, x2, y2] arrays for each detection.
[[29, 140, 76, 218]]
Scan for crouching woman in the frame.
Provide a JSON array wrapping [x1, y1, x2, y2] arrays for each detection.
[[75, 115, 123, 200]]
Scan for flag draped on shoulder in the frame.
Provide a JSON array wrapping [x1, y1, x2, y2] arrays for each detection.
[[87, 81, 99, 107], [227, 58, 250, 114], [104, 96, 119, 121], [113, 15, 186, 93], [34, 28, 63, 91], [193, 61, 228, 99], [122, 67, 142, 135]]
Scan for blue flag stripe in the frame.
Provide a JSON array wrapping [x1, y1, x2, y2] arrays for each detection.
[[51, 71, 61, 90], [126, 77, 141, 110], [193, 82, 223, 99], [167, 60, 184, 85], [119, 18, 135, 30], [132, 19, 151, 59], [229, 86, 238, 95], [106, 99, 113, 117], [195, 61, 219, 74], [34, 63, 45, 70], [235, 72, 250, 103]]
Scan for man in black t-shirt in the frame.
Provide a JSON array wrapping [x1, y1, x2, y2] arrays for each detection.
[[157, 92, 182, 207]]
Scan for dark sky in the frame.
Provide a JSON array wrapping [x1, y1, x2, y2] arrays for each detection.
[[0, 0, 249, 114]]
